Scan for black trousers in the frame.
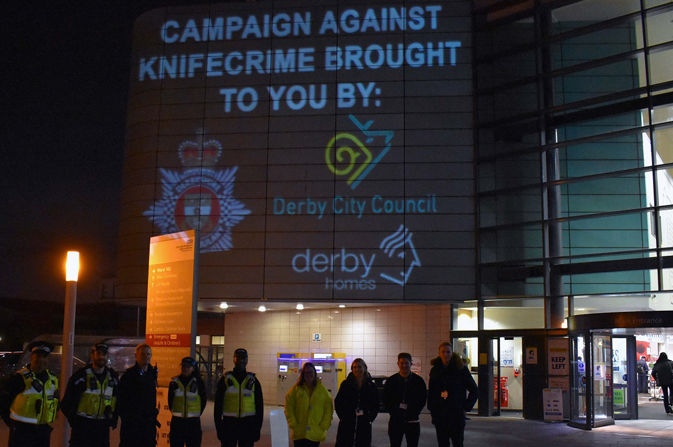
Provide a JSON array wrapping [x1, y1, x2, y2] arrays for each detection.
[[294, 439, 320, 447], [119, 418, 157, 447], [69, 416, 111, 447], [661, 384, 673, 412], [219, 417, 258, 447], [170, 416, 202, 447], [434, 420, 465, 447], [388, 420, 420, 447], [8, 420, 52, 447]]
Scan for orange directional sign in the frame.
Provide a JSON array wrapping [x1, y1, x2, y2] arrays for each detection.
[[146, 230, 198, 387]]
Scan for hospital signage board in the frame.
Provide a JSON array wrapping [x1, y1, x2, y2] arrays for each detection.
[[121, 0, 474, 302], [146, 230, 198, 387]]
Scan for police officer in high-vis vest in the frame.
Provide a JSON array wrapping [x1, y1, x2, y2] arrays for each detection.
[[0, 341, 59, 447], [60, 343, 119, 447], [168, 356, 207, 447], [214, 348, 263, 447]]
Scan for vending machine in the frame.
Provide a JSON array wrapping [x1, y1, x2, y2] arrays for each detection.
[[277, 353, 304, 404], [276, 352, 347, 404]]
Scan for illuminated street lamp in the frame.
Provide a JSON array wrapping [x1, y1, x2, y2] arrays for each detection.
[[59, 251, 79, 446]]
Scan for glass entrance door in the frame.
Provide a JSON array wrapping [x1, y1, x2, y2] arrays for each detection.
[[612, 336, 637, 419], [569, 333, 589, 428], [591, 333, 614, 427]]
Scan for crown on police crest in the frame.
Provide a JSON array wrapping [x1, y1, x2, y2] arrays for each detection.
[[178, 128, 223, 167]]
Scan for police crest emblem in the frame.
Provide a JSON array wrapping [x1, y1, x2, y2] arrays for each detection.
[[143, 129, 250, 253]]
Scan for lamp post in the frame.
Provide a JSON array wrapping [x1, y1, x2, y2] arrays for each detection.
[[59, 251, 79, 447]]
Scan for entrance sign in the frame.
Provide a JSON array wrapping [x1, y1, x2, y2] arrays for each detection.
[[118, 0, 475, 302], [146, 230, 199, 387]]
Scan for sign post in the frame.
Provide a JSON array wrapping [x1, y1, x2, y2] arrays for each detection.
[[146, 230, 199, 445]]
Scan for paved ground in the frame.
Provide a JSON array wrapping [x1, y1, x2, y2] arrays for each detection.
[[3, 401, 673, 446]]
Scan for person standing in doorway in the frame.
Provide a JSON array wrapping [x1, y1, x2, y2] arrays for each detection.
[[168, 356, 207, 447], [334, 358, 379, 447], [652, 352, 673, 414], [383, 353, 427, 447], [117, 343, 158, 447], [284, 362, 333, 447], [637, 355, 650, 394], [214, 348, 264, 447], [428, 342, 477, 447]]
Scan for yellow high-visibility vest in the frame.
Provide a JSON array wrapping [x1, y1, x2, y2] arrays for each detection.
[[221, 372, 256, 417], [10, 368, 59, 424], [171, 376, 201, 418], [76, 368, 117, 419]]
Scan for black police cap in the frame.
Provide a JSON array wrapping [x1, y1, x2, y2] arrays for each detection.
[[181, 356, 196, 367], [234, 348, 248, 358], [26, 341, 54, 355]]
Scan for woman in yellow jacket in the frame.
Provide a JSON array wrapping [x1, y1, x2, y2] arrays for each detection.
[[285, 362, 334, 447]]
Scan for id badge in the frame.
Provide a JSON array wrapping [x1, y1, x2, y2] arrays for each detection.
[[356, 409, 364, 416], [399, 403, 407, 410]]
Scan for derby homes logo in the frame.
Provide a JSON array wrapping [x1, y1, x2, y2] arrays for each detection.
[[144, 129, 250, 253], [325, 114, 394, 189]]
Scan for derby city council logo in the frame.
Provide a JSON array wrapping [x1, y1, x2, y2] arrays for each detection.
[[143, 129, 250, 253], [325, 114, 394, 189]]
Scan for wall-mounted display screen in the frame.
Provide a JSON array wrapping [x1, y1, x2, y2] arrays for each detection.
[[118, 0, 475, 302]]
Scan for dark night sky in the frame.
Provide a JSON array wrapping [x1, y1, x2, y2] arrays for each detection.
[[2, 1, 187, 302]]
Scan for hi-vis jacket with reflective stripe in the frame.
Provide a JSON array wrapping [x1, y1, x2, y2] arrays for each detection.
[[221, 372, 256, 417], [10, 368, 59, 424], [170, 376, 201, 418], [76, 368, 117, 419]]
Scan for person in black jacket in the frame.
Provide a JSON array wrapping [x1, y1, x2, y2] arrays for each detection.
[[428, 342, 477, 447], [168, 356, 207, 447], [383, 353, 427, 447], [334, 358, 379, 447], [117, 343, 158, 447], [60, 343, 119, 447]]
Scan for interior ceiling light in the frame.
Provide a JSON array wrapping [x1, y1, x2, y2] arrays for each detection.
[[296, 303, 304, 310], [338, 304, 346, 308], [219, 302, 228, 309], [258, 305, 267, 312]]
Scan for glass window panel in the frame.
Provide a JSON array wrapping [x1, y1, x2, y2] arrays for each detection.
[[648, 47, 673, 85], [559, 130, 647, 179], [479, 152, 541, 192], [646, 0, 673, 8], [479, 265, 544, 299], [480, 223, 543, 263], [560, 172, 649, 217], [573, 293, 660, 314], [479, 49, 537, 90], [494, 82, 539, 120], [562, 210, 655, 258], [654, 124, 673, 164], [551, 17, 642, 71], [652, 103, 673, 126], [556, 109, 645, 143], [480, 185, 542, 227], [483, 298, 544, 329], [646, 7, 673, 47], [453, 302, 478, 330], [660, 262, 673, 292], [553, 58, 642, 107], [551, 0, 642, 35], [565, 268, 655, 296], [655, 167, 673, 207], [658, 209, 673, 249]]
